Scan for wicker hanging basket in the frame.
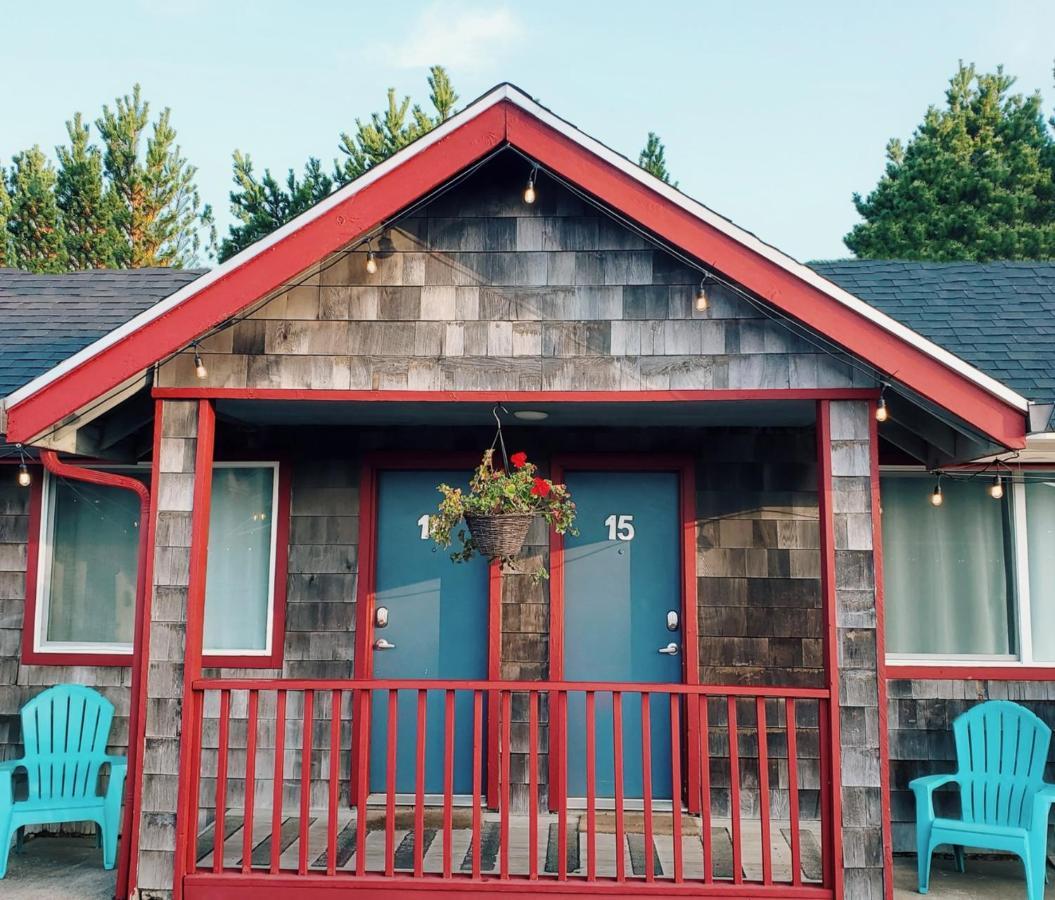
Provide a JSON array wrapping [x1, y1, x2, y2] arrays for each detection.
[[465, 512, 535, 559]]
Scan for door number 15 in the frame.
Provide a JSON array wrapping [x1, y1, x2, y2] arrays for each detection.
[[605, 514, 635, 541]]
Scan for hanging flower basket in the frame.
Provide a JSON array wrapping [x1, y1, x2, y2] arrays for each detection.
[[429, 448, 576, 579]]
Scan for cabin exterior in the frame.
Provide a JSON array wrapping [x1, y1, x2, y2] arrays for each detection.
[[0, 86, 1051, 900]]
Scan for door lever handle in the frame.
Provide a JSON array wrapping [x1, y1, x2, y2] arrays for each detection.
[[658, 642, 680, 655], [373, 638, 396, 650]]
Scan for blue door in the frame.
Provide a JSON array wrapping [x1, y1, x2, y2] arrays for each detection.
[[369, 469, 490, 795], [563, 471, 682, 800]]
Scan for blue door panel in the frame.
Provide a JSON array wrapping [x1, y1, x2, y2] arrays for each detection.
[[369, 470, 489, 795], [563, 471, 681, 800]]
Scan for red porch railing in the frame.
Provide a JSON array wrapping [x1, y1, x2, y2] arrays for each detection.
[[181, 679, 833, 898]]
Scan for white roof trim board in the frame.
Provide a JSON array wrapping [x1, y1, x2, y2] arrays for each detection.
[[3, 84, 1029, 414]]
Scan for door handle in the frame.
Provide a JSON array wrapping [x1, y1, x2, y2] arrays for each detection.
[[658, 642, 680, 655], [373, 638, 396, 650]]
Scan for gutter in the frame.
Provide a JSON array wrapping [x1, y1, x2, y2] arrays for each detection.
[[39, 449, 153, 900]]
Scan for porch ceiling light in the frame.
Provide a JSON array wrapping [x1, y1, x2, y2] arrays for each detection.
[[875, 394, 889, 423], [931, 481, 944, 507], [989, 474, 1004, 500], [17, 463, 31, 488], [524, 165, 538, 204], [193, 344, 207, 380], [695, 278, 710, 312], [365, 248, 378, 274], [513, 410, 548, 421]]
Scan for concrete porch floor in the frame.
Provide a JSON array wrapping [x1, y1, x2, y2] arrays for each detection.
[[894, 854, 1053, 898], [2, 835, 116, 900]]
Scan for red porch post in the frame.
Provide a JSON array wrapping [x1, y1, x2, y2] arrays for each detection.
[[816, 400, 845, 899], [172, 399, 216, 900]]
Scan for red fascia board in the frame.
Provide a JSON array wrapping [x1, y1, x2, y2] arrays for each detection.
[[887, 665, 1055, 681], [4, 105, 507, 444], [505, 106, 1026, 449]]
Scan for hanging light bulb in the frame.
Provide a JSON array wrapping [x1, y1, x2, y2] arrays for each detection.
[[989, 474, 1004, 500], [875, 394, 889, 423], [193, 345, 207, 380], [931, 482, 944, 507], [17, 463, 31, 488], [695, 279, 709, 312], [365, 249, 378, 274], [523, 174, 536, 205]]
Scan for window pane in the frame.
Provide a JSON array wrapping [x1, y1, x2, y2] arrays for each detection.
[[882, 474, 1014, 656], [204, 467, 275, 653], [1026, 480, 1055, 662], [45, 478, 140, 646]]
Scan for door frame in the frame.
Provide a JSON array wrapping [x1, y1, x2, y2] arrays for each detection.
[[548, 453, 700, 811], [351, 452, 502, 805]]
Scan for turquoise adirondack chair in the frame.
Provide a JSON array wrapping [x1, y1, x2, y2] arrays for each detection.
[[0, 685, 127, 878], [911, 700, 1055, 899]]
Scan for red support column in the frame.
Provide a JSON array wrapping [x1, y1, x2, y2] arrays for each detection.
[[172, 399, 216, 900], [816, 399, 845, 899]]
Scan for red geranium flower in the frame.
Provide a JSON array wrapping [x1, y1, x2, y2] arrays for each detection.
[[511, 451, 528, 469], [531, 477, 551, 498]]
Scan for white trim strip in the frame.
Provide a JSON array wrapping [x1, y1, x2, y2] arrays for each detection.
[[4, 83, 1029, 418]]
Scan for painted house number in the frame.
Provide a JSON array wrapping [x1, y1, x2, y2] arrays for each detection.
[[605, 514, 635, 541], [417, 514, 431, 539]]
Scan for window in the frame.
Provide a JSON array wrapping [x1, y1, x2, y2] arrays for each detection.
[[882, 469, 1055, 667], [28, 462, 287, 666], [203, 463, 283, 661]]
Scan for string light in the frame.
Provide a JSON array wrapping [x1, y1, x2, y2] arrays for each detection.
[[365, 248, 378, 274], [876, 389, 889, 423], [695, 278, 710, 312], [989, 474, 1004, 500], [193, 344, 207, 380], [16, 445, 31, 488], [931, 480, 944, 507], [523, 166, 538, 204]]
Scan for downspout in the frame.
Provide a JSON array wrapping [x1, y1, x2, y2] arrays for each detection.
[[40, 449, 151, 900]]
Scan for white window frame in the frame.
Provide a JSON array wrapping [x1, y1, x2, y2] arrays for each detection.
[[203, 461, 281, 658], [882, 465, 1055, 670], [33, 466, 145, 657]]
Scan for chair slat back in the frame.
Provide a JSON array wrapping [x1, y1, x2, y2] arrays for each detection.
[[19, 685, 115, 803], [953, 700, 1051, 828]]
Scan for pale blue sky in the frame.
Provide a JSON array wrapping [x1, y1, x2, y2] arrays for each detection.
[[3, 1, 1054, 262]]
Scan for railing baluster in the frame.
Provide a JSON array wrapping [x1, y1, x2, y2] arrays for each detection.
[[472, 690, 483, 879], [557, 690, 568, 881], [354, 689, 370, 877], [187, 689, 205, 873], [213, 690, 231, 874], [613, 690, 625, 883], [327, 690, 341, 877], [699, 695, 712, 884], [641, 692, 654, 882], [385, 689, 398, 877], [500, 690, 511, 879], [242, 690, 259, 874], [756, 696, 772, 885], [786, 698, 801, 887], [414, 689, 427, 878], [299, 690, 314, 876], [818, 698, 831, 888], [728, 696, 742, 885], [271, 689, 286, 875], [670, 693, 683, 884], [585, 690, 596, 881], [443, 689, 455, 879], [529, 691, 539, 881]]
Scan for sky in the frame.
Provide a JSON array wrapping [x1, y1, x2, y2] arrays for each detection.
[[3, 1, 1054, 263]]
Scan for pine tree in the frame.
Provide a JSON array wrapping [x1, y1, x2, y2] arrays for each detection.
[[219, 152, 333, 260], [845, 63, 1055, 260], [7, 146, 67, 273], [56, 112, 120, 269], [96, 84, 214, 268], [639, 132, 677, 186], [221, 67, 458, 261]]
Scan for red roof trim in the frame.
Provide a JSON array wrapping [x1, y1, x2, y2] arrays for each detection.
[[4, 96, 1026, 449]]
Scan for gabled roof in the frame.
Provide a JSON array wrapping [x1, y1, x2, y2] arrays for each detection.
[[812, 260, 1055, 404], [1, 84, 1029, 448], [0, 267, 203, 397]]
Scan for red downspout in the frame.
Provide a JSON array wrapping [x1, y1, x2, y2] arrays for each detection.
[[40, 449, 152, 900]]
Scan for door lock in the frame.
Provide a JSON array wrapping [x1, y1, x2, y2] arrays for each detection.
[[658, 642, 680, 655], [373, 638, 396, 651], [375, 606, 389, 628], [666, 610, 679, 631]]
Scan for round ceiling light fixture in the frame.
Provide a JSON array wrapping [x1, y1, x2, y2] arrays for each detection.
[[513, 410, 549, 421]]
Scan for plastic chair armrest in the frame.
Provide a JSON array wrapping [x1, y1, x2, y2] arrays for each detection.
[[909, 772, 960, 820], [1030, 784, 1055, 834]]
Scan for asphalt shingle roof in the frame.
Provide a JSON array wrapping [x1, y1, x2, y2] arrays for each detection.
[[810, 260, 1055, 404], [0, 267, 203, 398]]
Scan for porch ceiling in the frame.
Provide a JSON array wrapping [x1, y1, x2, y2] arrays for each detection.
[[214, 399, 816, 428]]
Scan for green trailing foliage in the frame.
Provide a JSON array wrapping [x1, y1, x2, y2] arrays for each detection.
[[7, 146, 67, 273], [845, 62, 1055, 261], [639, 131, 677, 187], [0, 173, 11, 267], [220, 66, 458, 261]]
